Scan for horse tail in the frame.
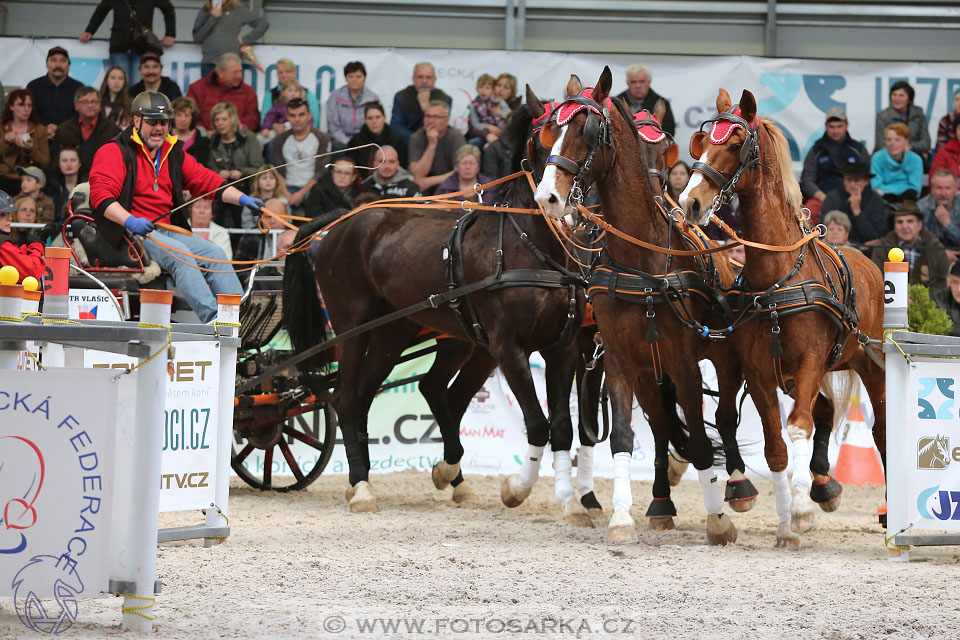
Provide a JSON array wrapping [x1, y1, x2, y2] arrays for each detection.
[[821, 370, 858, 434], [282, 219, 334, 382]]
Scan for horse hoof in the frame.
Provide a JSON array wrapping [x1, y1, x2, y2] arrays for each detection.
[[432, 461, 460, 490], [608, 509, 638, 544], [563, 500, 595, 528], [648, 516, 675, 531], [810, 475, 843, 513], [706, 513, 737, 545], [725, 470, 759, 512], [776, 522, 801, 550], [667, 456, 689, 486], [500, 475, 532, 508], [728, 497, 757, 513], [452, 481, 478, 504], [348, 481, 379, 514], [790, 490, 818, 534]]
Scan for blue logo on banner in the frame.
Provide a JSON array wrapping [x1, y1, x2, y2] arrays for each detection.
[[918, 377, 955, 420]]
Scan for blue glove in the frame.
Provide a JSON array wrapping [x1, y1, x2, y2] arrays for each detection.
[[123, 216, 154, 236], [238, 194, 265, 210]]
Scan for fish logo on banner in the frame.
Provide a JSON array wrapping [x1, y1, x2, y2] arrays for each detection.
[[918, 377, 955, 420], [918, 435, 951, 470]]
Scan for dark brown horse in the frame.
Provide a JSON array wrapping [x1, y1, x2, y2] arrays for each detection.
[[534, 67, 748, 545], [680, 88, 885, 549]]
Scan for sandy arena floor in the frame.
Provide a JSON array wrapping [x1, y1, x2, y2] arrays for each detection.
[[2, 472, 958, 640]]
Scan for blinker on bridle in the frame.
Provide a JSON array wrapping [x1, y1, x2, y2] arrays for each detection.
[[690, 104, 761, 215]]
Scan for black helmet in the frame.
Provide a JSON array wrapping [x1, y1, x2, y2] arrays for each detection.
[[0, 190, 18, 214], [132, 91, 174, 120]]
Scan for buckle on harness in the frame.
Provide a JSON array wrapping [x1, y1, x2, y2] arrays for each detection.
[[428, 293, 444, 309]]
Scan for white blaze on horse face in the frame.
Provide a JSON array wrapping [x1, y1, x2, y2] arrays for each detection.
[[678, 151, 709, 224], [534, 126, 569, 218]]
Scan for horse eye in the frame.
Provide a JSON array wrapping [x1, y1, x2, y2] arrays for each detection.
[[730, 143, 742, 151]]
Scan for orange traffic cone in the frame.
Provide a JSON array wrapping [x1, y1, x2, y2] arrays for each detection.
[[833, 389, 886, 486]]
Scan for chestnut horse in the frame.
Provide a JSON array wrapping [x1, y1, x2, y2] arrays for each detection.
[[534, 67, 750, 545], [680, 89, 885, 549]]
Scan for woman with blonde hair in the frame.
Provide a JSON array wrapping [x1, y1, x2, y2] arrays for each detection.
[[247, 164, 290, 228], [11, 196, 38, 244], [193, 0, 269, 77], [206, 102, 262, 226], [434, 145, 497, 202], [495, 73, 520, 110], [261, 58, 320, 119], [99, 65, 132, 129]]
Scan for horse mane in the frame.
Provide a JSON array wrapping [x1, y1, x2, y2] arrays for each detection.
[[760, 118, 803, 222], [495, 103, 535, 206]]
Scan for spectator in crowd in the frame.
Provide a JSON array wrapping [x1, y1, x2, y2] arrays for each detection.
[[0, 89, 50, 194], [390, 62, 452, 142], [188, 195, 232, 258], [206, 101, 261, 226], [269, 98, 330, 212], [871, 123, 923, 204], [14, 166, 56, 223], [434, 145, 496, 202], [11, 196, 39, 244], [495, 73, 521, 111], [726, 238, 745, 277], [409, 101, 467, 193], [193, 0, 269, 77], [26, 47, 85, 139], [99, 66, 133, 129], [615, 64, 675, 136], [326, 61, 379, 152], [304, 157, 362, 223], [346, 102, 407, 170], [172, 97, 211, 166], [919, 169, 960, 257], [187, 53, 260, 132], [50, 87, 121, 178], [261, 79, 311, 138], [248, 164, 289, 228], [362, 146, 420, 199], [666, 161, 690, 203], [931, 119, 960, 181], [800, 107, 870, 219], [871, 200, 948, 292], [468, 74, 508, 147], [937, 89, 960, 149], [481, 132, 513, 180], [822, 210, 860, 253], [79, 0, 176, 82], [933, 261, 960, 337], [46, 146, 82, 216], [0, 192, 45, 281], [261, 58, 319, 121], [874, 81, 931, 162], [822, 161, 888, 247], [235, 196, 286, 266], [128, 52, 182, 102]]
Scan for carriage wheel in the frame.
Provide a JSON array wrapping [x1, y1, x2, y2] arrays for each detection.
[[232, 399, 337, 492]]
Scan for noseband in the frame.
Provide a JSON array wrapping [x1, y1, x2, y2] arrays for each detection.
[[691, 105, 761, 211]]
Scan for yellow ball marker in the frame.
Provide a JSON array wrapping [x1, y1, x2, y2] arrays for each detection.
[[21, 276, 39, 291], [887, 247, 904, 263], [0, 265, 20, 285]]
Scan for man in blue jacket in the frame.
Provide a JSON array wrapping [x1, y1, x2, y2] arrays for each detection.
[[800, 107, 870, 219]]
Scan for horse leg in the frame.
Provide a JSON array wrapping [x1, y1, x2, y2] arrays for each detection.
[[636, 380, 679, 531], [785, 363, 824, 535], [659, 376, 691, 486], [809, 391, 843, 512], [576, 338, 605, 519], [606, 366, 640, 544], [714, 360, 757, 512]]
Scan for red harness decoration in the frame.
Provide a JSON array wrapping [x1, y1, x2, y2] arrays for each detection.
[[554, 88, 612, 126], [708, 107, 760, 144], [633, 110, 666, 144], [532, 101, 562, 129]]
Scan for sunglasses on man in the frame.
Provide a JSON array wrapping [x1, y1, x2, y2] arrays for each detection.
[[143, 118, 171, 127]]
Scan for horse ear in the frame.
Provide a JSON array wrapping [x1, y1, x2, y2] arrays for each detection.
[[716, 88, 732, 114], [653, 98, 666, 124], [594, 67, 613, 103], [690, 131, 707, 159], [665, 142, 679, 168], [525, 84, 545, 120], [565, 74, 582, 98], [739, 90, 757, 125]]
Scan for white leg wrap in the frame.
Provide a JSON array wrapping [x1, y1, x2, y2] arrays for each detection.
[[612, 452, 633, 513], [552, 450, 575, 506], [517, 444, 545, 490], [772, 470, 793, 524], [787, 425, 813, 491], [697, 468, 724, 515], [575, 446, 595, 496]]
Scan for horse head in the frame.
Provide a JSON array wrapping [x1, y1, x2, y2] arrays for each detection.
[[635, 99, 679, 197]]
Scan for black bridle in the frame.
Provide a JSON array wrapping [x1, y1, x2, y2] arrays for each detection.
[[690, 105, 761, 215]]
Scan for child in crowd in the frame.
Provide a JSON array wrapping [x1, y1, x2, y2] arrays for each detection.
[[188, 194, 233, 259], [248, 165, 291, 229], [261, 79, 312, 138], [469, 74, 509, 145], [11, 195, 37, 243], [14, 166, 56, 223]]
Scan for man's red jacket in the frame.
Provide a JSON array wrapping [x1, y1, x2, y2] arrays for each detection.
[[187, 71, 261, 132], [0, 236, 44, 281]]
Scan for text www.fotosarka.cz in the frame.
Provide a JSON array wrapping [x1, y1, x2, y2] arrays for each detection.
[[321, 615, 643, 634]]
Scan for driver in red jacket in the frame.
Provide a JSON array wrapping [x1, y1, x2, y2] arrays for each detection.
[[0, 191, 45, 282]]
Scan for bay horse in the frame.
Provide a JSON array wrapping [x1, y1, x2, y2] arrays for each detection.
[[680, 88, 885, 549], [533, 67, 751, 545]]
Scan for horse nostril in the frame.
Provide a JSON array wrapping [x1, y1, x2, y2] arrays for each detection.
[[690, 199, 700, 216], [548, 194, 558, 204]]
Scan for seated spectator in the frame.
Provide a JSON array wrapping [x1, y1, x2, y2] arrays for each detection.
[[434, 145, 497, 202], [50, 87, 121, 179], [937, 89, 960, 150], [99, 66, 133, 129], [871, 123, 922, 204], [261, 79, 311, 138], [206, 102, 262, 226], [822, 210, 860, 253], [326, 61, 379, 151], [128, 52, 182, 102], [261, 58, 319, 121], [871, 200, 948, 292], [14, 166, 56, 223], [822, 161, 888, 247], [304, 157, 361, 223], [26, 47, 84, 139], [248, 164, 290, 228], [79, 0, 175, 82], [0, 191, 45, 281], [919, 170, 960, 259], [0, 90, 50, 194], [269, 98, 330, 212], [666, 161, 690, 204], [481, 133, 513, 180], [468, 74, 508, 146], [615, 64, 676, 136], [875, 81, 931, 162], [933, 261, 960, 336], [931, 119, 960, 181], [189, 195, 232, 258], [187, 53, 260, 133], [172, 97, 211, 166], [495, 73, 521, 111], [235, 197, 287, 267], [45, 146, 82, 217], [346, 102, 407, 170], [363, 146, 420, 200], [192, 0, 269, 77], [409, 101, 467, 193], [11, 196, 38, 244], [390, 62, 452, 142], [800, 107, 870, 220]]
